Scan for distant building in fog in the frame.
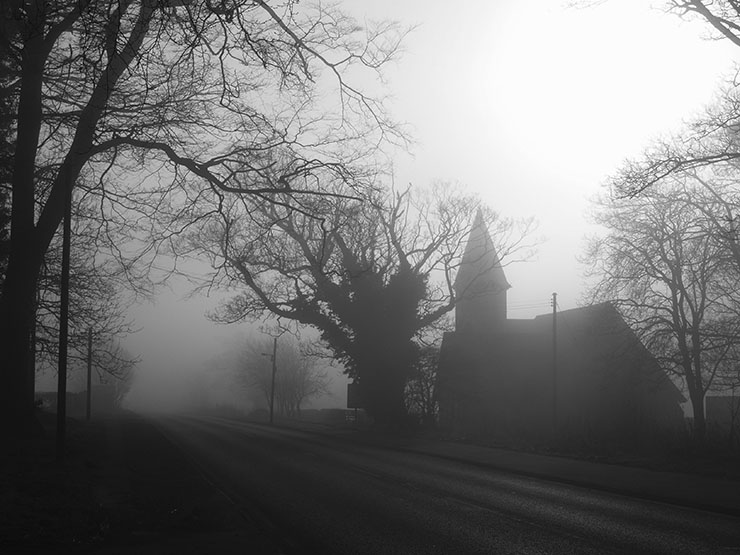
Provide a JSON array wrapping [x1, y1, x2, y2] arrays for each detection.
[[436, 212, 685, 443]]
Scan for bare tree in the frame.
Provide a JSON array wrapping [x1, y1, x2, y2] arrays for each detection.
[[609, 83, 740, 197], [241, 335, 331, 417], [667, 1, 740, 48], [192, 183, 535, 430], [34, 195, 139, 380], [570, 2, 740, 195], [590, 1, 740, 197], [584, 177, 740, 441], [1, 0, 409, 431], [404, 344, 440, 428]]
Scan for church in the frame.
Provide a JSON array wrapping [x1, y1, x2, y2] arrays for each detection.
[[436, 212, 685, 444]]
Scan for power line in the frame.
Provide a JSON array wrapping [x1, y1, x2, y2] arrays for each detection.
[[508, 299, 551, 313], [509, 300, 550, 308]]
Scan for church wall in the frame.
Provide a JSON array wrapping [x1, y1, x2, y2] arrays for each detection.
[[441, 215, 684, 445], [438, 306, 685, 445], [438, 328, 552, 440]]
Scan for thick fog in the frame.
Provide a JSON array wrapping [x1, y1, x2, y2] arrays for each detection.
[[100, 0, 738, 414], [118, 283, 347, 414]]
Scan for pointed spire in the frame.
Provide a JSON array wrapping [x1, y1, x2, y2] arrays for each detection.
[[454, 209, 510, 332], [455, 209, 509, 293]]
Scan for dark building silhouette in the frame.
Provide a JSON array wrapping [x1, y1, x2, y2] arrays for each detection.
[[454, 210, 510, 333], [437, 214, 685, 443]]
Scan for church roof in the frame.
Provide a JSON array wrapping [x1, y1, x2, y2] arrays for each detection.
[[440, 301, 686, 405], [454, 210, 510, 293]]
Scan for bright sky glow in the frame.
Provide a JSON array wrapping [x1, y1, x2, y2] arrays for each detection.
[[120, 0, 739, 409], [347, 0, 738, 316]]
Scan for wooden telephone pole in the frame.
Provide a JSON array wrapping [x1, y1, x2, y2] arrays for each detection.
[[86, 328, 92, 421], [269, 337, 277, 425], [262, 337, 278, 425], [551, 292, 558, 432]]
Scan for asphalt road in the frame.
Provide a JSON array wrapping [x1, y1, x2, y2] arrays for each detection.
[[156, 415, 740, 554]]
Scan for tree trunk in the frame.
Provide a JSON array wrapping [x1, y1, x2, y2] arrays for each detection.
[[361, 365, 409, 432], [689, 386, 706, 444], [0, 258, 42, 436], [1, 1, 154, 435], [689, 332, 707, 445], [0, 14, 47, 435]]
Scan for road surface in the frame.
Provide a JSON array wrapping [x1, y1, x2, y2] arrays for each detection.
[[156, 415, 740, 554]]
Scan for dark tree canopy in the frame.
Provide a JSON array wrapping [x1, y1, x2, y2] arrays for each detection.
[[191, 184, 534, 429], [1, 0, 408, 431]]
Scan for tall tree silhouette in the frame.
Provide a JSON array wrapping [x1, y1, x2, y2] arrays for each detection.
[[194, 184, 535, 430], [1, 0, 408, 433]]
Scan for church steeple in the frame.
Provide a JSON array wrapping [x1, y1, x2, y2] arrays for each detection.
[[454, 210, 509, 333]]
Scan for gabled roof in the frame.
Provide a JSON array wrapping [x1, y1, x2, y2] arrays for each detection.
[[454, 210, 510, 293], [534, 302, 686, 403]]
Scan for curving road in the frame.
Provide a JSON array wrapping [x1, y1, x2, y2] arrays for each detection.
[[155, 415, 740, 554]]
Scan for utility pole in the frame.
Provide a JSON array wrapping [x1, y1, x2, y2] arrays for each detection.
[[551, 292, 558, 434], [269, 337, 277, 425], [86, 327, 92, 421], [56, 184, 72, 462]]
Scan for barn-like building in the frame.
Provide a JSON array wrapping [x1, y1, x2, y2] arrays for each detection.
[[436, 212, 685, 443]]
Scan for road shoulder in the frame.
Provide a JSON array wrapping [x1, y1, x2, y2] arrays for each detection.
[[1, 412, 280, 554], [267, 418, 740, 517]]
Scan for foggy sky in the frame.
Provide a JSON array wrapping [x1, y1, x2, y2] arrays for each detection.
[[121, 0, 738, 412]]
